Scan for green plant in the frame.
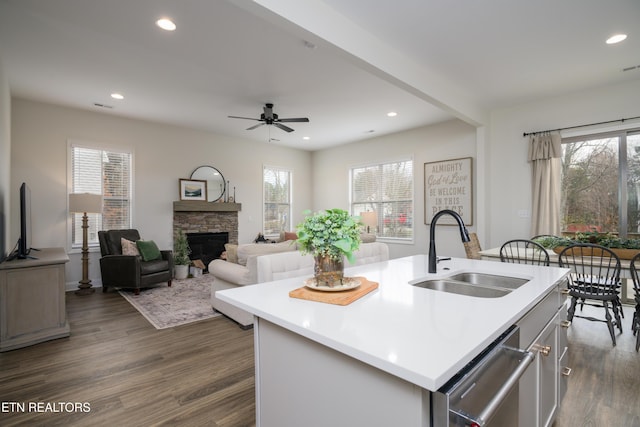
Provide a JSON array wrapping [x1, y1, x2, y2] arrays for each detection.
[[173, 230, 192, 265], [534, 232, 640, 250], [296, 209, 362, 263]]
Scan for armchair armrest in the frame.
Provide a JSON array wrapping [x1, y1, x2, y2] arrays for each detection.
[[160, 250, 174, 272]]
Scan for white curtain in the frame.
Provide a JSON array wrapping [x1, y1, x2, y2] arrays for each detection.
[[528, 131, 562, 236]]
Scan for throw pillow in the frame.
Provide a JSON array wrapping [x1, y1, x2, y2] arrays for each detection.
[[136, 240, 162, 261], [360, 233, 377, 243], [225, 244, 238, 264], [121, 238, 140, 256], [284, 231, 298, 241]]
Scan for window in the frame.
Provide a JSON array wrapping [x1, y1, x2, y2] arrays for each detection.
[[263, 166, 291, 238], [350, 158, 413, 241], [561, 128, 640, 237], [69, 143, 132, 248]]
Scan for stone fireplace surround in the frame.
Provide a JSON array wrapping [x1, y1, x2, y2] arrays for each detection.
[[173, 201, 242, 266]]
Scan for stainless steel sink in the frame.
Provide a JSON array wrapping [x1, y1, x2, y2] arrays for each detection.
[[410, 272, 529, 298], [447, 272, 529, 289], [411, 279, 511, 298]]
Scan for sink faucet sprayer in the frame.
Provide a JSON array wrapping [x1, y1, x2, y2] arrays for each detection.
[[428, 209, 470, 273]]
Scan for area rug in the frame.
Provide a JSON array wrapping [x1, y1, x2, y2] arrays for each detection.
[[118, 274, 220, 329]]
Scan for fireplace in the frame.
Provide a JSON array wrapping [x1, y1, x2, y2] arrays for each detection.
[[172, 200, 241, 271], [186, 232, 228, 271]]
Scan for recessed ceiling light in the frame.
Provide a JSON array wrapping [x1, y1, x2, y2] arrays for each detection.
[[156, 18, 176, 31], [110, 93, 124, 100], [387, 111, 398, 117], [303, 136, 310, 140], [606, 34, 627, 44]]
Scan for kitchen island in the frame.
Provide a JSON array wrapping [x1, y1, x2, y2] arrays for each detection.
[[217, 255, 570, 426]]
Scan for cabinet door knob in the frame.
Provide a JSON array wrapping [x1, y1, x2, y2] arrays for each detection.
[[535, 344, 552, 356], [561, 366, 572, 377], [560, 320, 572, 328]]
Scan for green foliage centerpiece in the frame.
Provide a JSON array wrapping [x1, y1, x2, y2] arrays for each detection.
[[297, 209, 362, 288]]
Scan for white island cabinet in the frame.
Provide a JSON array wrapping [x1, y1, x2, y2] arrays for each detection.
[[217, 255, 570, 427]]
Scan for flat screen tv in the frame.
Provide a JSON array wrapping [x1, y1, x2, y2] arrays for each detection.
[[17, 182, 34, 259]]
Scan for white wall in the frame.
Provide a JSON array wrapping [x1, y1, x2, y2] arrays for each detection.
[[312, 119, 477, 259], [0, 59, 10, 260], [10, 98, 312, 288], [487, 79, 640, 249]]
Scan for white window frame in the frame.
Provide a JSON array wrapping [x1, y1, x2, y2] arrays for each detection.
[[349, 156, 414, 244], [263, 165, 292, 239], [67, 140, 134, 253]]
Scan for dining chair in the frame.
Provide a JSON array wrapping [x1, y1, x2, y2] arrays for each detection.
[[500, 239, 550, 266], [558, 243, 622, 346], [629, 253, 640, 352], [463, 232, 482, 260]]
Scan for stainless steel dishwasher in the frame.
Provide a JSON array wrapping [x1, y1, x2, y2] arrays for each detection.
[[432, 326, 534, 427]]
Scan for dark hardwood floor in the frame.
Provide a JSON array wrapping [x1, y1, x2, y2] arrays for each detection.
[[0, 290, 255, 427], [0, 290, 638, 426]]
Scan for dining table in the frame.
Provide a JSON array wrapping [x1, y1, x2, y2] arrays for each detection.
[[479, 246, 634, 304]]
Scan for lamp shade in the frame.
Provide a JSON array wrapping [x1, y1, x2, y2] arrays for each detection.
[[69, 193, 103, 214], [361, 211, 378, 228]]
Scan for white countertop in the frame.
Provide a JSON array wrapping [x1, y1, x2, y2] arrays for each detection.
[[217, 255, 569, 390]]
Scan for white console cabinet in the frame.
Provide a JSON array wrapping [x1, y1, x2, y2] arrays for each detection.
[[0, 248, 70, 352]]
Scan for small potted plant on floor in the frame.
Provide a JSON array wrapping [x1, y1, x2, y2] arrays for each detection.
[[296, 208, 361, 287], [173, 230, 191, 279]]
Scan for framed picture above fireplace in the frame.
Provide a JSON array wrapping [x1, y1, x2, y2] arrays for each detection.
[[179, 179, 207, 201]]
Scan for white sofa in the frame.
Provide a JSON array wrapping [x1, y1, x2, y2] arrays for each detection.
[[209, 241, 389, 328]]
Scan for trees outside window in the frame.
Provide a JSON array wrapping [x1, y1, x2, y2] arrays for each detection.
[[561, 129, 640, 237]]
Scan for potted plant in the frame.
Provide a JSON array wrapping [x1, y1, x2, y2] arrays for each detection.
[[533, 232, 640, 259], [173, 229, 191, 279], [296, 208, 362, 287]]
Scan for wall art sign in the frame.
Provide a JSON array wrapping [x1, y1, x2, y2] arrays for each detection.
[[179, 179, 207, 201], [424, 157, 473, 225]]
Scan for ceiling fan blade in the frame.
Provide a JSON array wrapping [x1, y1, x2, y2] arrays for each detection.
[[246, 123, 265, 130], [273, 122, 294, 133], [278, 117, 309, 123], [228, 115, 261, 121]]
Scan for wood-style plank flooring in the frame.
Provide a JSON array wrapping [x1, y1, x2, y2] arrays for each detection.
[[0, 290, 255, 427], [0, 290, 639, 426]]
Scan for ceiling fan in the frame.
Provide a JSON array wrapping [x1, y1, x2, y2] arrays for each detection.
[[228, 103, 309, 133]]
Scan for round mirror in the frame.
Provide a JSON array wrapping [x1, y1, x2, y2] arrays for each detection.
[[190, 166, 226, 202]]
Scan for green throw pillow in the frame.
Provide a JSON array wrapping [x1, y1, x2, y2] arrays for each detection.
[[136, 240, 161, 261]]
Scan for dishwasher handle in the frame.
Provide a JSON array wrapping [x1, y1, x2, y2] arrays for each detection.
[[452, 350, 535, 427]]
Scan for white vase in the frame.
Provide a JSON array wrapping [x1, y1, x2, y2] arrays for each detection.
[[174, 264, 189, 279]]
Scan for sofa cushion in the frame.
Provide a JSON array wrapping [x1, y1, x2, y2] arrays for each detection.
[[140, 258, 171, 275], [225, 244, 238, 263], [236, 241, 296, 266], [136, 240, 161, 261], [121, 238, 140, 256]]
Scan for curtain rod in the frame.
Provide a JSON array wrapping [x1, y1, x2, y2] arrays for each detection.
[[522, 115, 640, 137]]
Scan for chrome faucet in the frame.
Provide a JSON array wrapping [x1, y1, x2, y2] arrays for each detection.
[[429, 209, 471, 273]]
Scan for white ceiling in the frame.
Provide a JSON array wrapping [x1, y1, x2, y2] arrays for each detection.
[[0, 0, 638, 150]]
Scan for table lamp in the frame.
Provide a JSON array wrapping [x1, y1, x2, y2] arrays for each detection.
[[69, 193, 103, 295], [361, 211, 378, 234]]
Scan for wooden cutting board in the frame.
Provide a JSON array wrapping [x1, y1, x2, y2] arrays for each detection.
[[289, 276, 379, 306]]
